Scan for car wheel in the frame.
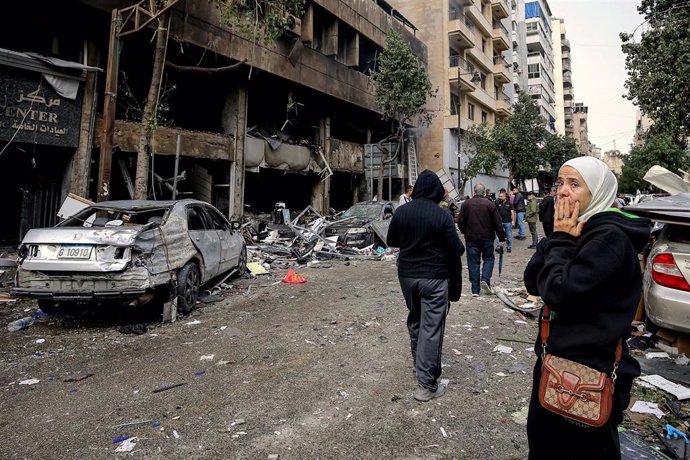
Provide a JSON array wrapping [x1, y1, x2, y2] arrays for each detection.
[[236, 244, 247, 276], [177, 262, 200, 315], [37, 299, 61, 315]]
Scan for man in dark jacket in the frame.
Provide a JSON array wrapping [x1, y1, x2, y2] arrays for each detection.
[[539, 187, 556, 237], [387, 170, 465, 402], [459, 184, 506, 296]]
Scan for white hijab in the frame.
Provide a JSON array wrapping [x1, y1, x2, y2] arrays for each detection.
[[561, 156, 617, 222]]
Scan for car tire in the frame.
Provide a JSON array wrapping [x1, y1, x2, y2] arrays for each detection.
[[236, 244, 247, 276], [177, 262, 200, 315], [37, 299, 61, 315]]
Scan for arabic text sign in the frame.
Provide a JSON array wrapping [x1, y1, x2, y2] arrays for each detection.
[[0, 68, 83, 148]]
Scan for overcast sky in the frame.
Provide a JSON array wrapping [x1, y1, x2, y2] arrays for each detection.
[[548, 0, 644, 154]]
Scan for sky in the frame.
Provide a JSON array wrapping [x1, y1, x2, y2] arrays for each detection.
[[547, 0, 645, 154]]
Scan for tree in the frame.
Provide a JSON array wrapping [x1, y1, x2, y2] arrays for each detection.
[[459, 122, 501, 193], [621, 0, 690, 141], [492, 92, 549, 187], [540, 134, 580, 190], [619, 132, 689, 193], [370, 29, 436, 200]]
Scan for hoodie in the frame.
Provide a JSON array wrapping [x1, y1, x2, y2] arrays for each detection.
[[524, 209, 651, 379], [387, 170, 465, 279]]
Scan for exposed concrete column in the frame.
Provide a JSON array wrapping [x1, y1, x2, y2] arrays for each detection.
[[70, 41, 98, 198], [312, 115, 331, 213], [222, 85, 247, 218]]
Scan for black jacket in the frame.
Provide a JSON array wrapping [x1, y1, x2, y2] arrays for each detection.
[[458, 196, 506, 242], [387, 170, 465, 281], [524, 210, 651, 378], [539, 195, 555, 223], [513, 192, 525, 212]]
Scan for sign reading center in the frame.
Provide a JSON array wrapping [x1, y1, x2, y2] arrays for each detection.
[[0, 68, 83, 148]]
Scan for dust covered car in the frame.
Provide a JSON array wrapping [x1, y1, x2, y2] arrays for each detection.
[[626, 193, 690, 334], [13, 199, 246, 314], [325, 201, 395, 248]]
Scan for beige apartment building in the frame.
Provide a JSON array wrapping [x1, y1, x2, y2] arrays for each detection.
[[388, 0, 513, 193]]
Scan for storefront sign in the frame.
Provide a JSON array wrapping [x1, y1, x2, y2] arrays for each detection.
[[0, 68, 83, 148]]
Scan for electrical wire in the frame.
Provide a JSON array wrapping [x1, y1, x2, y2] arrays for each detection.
[[0, 79, 43, 157]]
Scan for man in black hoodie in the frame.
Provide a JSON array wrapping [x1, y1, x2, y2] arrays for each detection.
[[387, 170, 465, 402]]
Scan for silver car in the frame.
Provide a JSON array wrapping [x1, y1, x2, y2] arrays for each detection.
[[13, 199, 246, 315], [627, 194, 690, 334]]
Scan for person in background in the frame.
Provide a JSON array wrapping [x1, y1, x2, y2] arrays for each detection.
[[494, 189, 514, 253], [525, 191, 539, 249], [458, 183, 505, 296], [387, 170, 465, 402], [524, 156, 650, 459], [513, 187, 526, 240], [539, 187, 556, 237], [398, 185, 413, 207]]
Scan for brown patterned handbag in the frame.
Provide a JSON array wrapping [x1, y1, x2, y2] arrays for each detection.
[[538, 305, 622, 427]]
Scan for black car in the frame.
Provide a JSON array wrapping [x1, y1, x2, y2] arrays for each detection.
[[325, 201, 395, 248]]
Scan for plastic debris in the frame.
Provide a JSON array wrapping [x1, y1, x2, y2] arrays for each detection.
[[194, 371, 206, 376], [199, 355, 215, 361], [7, 316, 35, 332], [639, 375, 690, 400], [113, 435, 130, 443], [19, 378, 40, 385], [185, 320, 202, 326], [645, 351, 671, 359], [492, 345, 513, 354], [630, 401, 666, 419], [281, 268, 306, 284], [115, 437, 137, 452], [172, 430, 180, 439], [35, 338, 45, 344], [665, 424, 689, 443], [247, 262, 269, 275]]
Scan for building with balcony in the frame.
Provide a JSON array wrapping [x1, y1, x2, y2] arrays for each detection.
[[552, 17, 576, 138], [511, 0, 529, 102], [388, 0, 515, 195], [573, 103, 591, 156], [0, 0, 428, 241], [523, 0, 556, 131]]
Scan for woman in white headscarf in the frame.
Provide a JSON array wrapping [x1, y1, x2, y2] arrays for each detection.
[[524, 157, 651, 459]]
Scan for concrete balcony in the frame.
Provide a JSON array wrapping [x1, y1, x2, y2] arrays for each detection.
[[444, 114, 475, 131], [563, 87, 574, 100], [496, 94, 512, 118], [562, 38, 571, 51], [562, 59, 572, 72], [466, 3, 492, 36], [491, 0, 510, 19], [493, 55, 511, 84], [449, 9, 478, 49], [492, 22, 510, 52], [467, 87, 496, 110], [468, 46, 494, 73], [449, 56, 479, 92], [563, 71, 572, 87]]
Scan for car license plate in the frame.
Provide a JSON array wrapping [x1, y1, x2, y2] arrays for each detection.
[[57, 245, 92, 259]]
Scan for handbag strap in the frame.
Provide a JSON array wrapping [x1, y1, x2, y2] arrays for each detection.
[[540, 305, 623, 380]]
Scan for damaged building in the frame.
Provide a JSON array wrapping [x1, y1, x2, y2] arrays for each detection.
[[0, 0, 427, 243]]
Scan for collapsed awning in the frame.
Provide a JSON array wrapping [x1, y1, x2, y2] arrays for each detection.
[[245, 135, 323, 174]]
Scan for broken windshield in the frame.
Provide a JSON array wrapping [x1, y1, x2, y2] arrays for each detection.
[[59, 207, 170, 228], [341, 204, 382, 220]]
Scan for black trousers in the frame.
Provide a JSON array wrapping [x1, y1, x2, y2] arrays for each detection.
[[527, 360, 632, 460], [542, 221, 554, 238], [398, 277, 449, 391]]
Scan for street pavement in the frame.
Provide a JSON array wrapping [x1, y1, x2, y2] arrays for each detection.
[[0, 233, 540, 459]]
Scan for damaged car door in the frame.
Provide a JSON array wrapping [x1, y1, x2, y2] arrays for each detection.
[[203, 205, 241, 274], [186, 205, 221, 281]]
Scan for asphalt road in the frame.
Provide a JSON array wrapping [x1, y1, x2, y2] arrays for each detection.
[[0, 237, 539, 459]]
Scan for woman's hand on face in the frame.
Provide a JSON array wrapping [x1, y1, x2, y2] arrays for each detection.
[[554, 198, 585, 237]]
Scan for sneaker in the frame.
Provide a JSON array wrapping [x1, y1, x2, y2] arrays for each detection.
[[507, 248, 512, 253], [472, 293, 479, 297], [480, 281, 493, 295], [413, 384, 446, 402]]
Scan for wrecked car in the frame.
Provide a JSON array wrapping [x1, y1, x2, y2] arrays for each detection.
[[325, 201, 395, 248], [13, 199, 247, 315], [626, 193, 690, 334]]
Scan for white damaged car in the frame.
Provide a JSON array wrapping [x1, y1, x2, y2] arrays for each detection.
[[13, 199, 246, 315]]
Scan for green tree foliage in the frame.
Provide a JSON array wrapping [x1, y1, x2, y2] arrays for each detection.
[[492, 92, 550, 185], [621, 0, 690, 140], [541, 134, 580, 182], [370, 29, 436, 198], [619, 132, 689, 193], [460, 122, 501, 191], [214, 0, 305, 43]]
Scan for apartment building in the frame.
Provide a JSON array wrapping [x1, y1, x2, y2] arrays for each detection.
[[523, 0, 556, 131], [388, 0, 514, 194], [573, 103, 591, 156], [511, 0, 529, 102]]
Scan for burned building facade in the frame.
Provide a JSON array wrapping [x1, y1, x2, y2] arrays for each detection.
[[0, 0, 427, 242]]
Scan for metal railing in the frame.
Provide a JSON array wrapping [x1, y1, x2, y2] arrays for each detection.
[[493, 21, 510, 37], [449, 55, 476, 74], [493, 55, 511, 69]]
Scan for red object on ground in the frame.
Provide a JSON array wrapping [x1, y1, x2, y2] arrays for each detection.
[[281, 268, 306, 284]]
